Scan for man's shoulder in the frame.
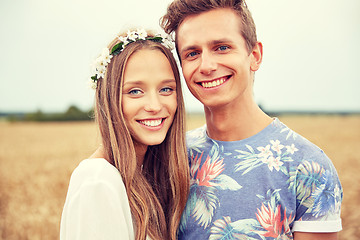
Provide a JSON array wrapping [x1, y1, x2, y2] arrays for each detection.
[[270, 119, 332, 164], [186, 125, 207, 140]]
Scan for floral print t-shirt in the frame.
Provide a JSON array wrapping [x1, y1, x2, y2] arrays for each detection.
[[178, 118, 342, 240]]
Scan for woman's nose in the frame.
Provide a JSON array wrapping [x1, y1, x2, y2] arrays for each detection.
[[144, 93, 162, 113]]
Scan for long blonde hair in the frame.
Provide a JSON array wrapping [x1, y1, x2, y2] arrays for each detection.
[[94, 32, 189, 239]]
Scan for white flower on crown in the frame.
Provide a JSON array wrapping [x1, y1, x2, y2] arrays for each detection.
[[160, 33, 175, 50], [100, 48, 112, 64], [88, 79, 97, 90], [118, 36, 129, 47], [127, 30, 138, 41], [137, 29, 148, 40], [91, 48, 112, 79], [89, 29, 175, 89], [96, 58, 107, 70], [95, 66, 106, 79]]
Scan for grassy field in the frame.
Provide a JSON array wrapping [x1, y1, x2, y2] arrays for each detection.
[[0, 115, 359, 239]]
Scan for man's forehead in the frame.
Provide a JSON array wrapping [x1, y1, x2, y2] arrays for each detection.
[[176, 8, 242, 46]]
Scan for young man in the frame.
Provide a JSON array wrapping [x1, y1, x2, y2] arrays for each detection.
[[161, 0, 342, 239]]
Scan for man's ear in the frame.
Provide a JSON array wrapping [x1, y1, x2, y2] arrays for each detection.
[[250, 41, 263, 72]]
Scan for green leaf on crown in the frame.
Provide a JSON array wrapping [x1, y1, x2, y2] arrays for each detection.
[[147, 36, 163, 43], [111, 42, 124, 56]]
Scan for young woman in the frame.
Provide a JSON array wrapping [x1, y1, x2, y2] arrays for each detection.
[[60, 29, 189, 240]]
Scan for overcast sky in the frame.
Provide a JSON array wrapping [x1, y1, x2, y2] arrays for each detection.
[[1, 0, 359, 113]]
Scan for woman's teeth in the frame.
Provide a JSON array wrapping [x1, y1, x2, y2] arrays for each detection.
[[140, 119, 162, 127]]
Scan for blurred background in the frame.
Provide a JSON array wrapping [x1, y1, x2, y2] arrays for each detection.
[[0, 0, 359, 239], [1, 0, 359, 115]]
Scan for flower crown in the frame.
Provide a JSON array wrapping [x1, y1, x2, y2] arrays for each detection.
[[89, 29, 174, 89]]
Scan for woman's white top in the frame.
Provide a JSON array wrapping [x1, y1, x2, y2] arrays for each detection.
[[60, 158, 135, 240]]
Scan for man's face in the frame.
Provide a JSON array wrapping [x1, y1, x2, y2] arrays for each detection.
[[177, 8, 261, 109]]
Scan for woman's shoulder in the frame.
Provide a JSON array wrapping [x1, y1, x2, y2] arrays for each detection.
[[74, 158, 118, 178], [61, 159, 134, 239], [67, 158, 125, 196]]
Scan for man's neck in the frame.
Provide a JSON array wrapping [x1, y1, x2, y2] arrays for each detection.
[[204, 101, 272, 142]]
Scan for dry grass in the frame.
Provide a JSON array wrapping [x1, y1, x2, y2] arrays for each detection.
[[0, 115, 359, 239], [0, 122, 99, 240]]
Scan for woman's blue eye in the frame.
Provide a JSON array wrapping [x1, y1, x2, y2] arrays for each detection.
[[160, 87, 174, 93], [129, 89, 141, 95]]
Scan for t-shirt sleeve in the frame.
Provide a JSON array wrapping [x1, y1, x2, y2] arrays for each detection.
[[291, 151, 343, 232], [60, 169, 134, 239]]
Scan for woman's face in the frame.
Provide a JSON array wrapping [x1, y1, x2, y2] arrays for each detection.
[[122, 49, 177, 148]]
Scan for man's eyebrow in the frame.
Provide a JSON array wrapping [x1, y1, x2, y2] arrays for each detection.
[[180, 38, 233, 54], [211, 39, 233, 45], [180, 45, 199, 55]]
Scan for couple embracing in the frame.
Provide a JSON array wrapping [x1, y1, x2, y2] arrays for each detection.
[[61, 0, 343, 239]]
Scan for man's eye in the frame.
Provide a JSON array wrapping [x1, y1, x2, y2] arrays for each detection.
[[217, 45, 229, 51], [186, 51, 198, 58]]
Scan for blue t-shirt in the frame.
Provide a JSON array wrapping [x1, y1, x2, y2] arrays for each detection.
[[179, 118, 342, 239]]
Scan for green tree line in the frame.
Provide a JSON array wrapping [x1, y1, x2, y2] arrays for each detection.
[[7, 105, 94, 122]]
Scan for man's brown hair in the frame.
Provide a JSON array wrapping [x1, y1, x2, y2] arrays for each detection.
[[161, 0, 257, 53]]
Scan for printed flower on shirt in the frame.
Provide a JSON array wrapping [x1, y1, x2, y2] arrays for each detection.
[[209, 216, 258, 240], [187, 126, 207, 156], [270, 140, 284, 154], [288, 160, 342, 219], [180, 144, 242, 231], [311, 171, 343, 218], [288, 160, 325, 208], [255, 203, 294, 239], [286, 144, 298, 154], [208, 189, 295, 239], [254, 189, 294, 239], [262, 156, 284, 171], [257, 144, 272, 159], [234, 141, 295, 175], [191, 153, 224, 187]]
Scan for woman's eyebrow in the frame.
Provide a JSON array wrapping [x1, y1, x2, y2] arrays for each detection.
[[123, 80, 144, 87], [162, 79, 176, 84]]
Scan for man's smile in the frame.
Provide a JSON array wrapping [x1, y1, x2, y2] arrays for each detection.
[[198, 76, 230, 89]]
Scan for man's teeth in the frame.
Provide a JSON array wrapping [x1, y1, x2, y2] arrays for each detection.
[[201, 78, 226, 88], [140, 119, 162, 127]]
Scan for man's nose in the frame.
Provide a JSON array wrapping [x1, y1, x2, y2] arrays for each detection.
[[199, 51, 216, 75]]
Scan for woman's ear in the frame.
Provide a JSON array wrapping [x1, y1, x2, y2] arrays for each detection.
[[250, 41, 263, 72]]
